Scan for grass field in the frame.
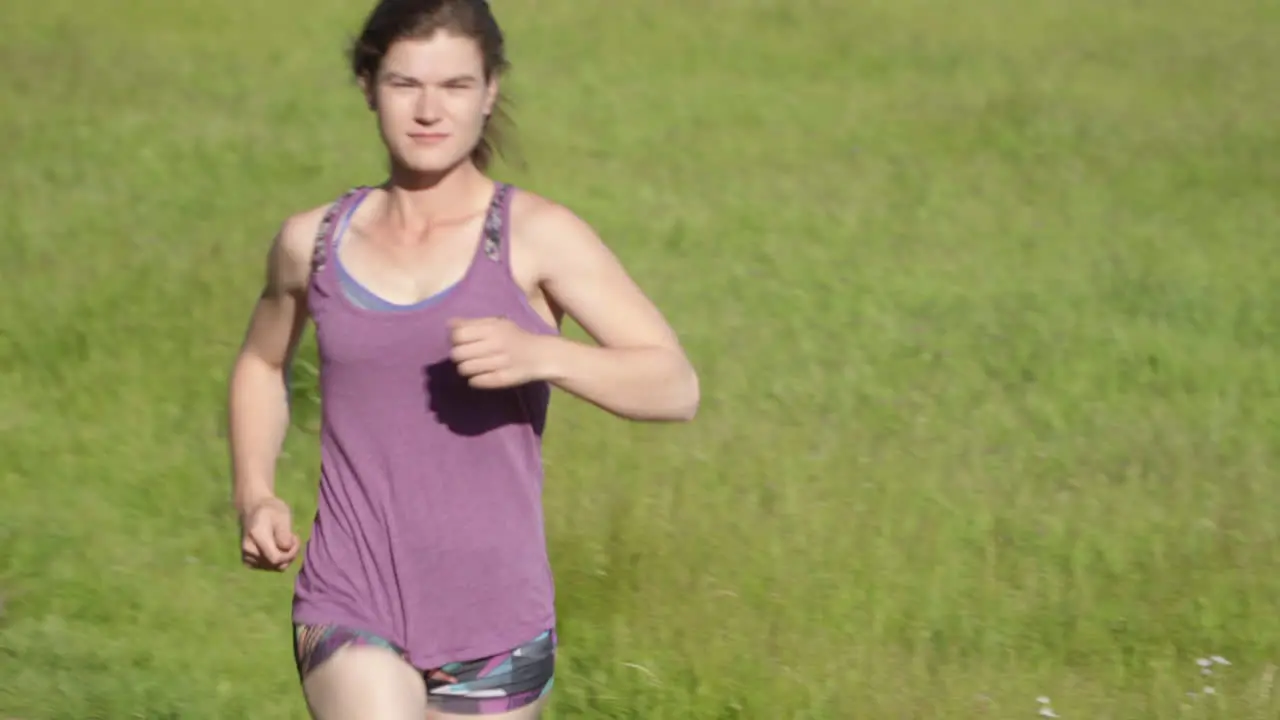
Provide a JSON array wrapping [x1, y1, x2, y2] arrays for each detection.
[[3, 0, 1280, 717]]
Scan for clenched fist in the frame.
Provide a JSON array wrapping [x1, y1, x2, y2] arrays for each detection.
[[448, 316, 556, 389], [239, 496, 300, 572]]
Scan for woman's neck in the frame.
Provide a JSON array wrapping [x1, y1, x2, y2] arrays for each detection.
[[380, 160, 494, 234]]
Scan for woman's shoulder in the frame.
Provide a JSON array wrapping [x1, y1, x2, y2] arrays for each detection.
[[506, 186, 604, 252], [267, 189, 364, 285]]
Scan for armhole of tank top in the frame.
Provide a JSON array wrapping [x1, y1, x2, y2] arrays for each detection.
[[481, 182, 510, 264], [499, 183, 515, 268], [309, 188, 362, 280], [493, 183, 558, 333], [500, 184, 525, 292]]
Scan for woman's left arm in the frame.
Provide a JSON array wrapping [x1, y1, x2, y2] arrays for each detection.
[[533, 203, 699, 422], [449, 200, 700, 422]]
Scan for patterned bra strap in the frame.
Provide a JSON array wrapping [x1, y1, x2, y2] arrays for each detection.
[[310, 187, 367, 276], [481, 183, 514, 262]]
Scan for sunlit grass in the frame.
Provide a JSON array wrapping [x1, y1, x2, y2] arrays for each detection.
[[1, 0, 1278, 717]]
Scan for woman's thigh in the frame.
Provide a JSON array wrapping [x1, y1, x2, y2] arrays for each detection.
[[295, 624, 426, 720], [302, 644, 428, 720], [292, 624, 556, 719]]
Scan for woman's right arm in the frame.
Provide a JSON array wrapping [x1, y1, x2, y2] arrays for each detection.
[[227, 211, 321, 518]]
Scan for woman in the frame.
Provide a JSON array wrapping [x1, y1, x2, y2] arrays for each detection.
[[225, 1, 699, 717]]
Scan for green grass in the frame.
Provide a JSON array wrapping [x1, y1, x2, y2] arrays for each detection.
[[3, 0, 1279, 717]]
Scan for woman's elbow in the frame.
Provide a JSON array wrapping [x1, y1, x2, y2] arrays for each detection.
[[668, 359, 700, 422]]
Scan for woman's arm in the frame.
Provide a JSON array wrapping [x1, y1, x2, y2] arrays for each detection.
[[528, 202, 700, 422], [227, 210, 321, 515]]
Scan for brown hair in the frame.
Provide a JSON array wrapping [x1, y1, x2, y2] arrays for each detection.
[[349, 0, 512, 170]]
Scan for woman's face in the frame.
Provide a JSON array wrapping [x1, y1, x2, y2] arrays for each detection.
[[367, 31, 497, 176]]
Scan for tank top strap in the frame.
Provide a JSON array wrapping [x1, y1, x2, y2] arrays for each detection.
[[310, 187, 371, 277], [479, 182, 515, 266]]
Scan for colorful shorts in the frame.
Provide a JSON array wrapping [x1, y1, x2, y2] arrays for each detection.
[[293, 623, 556, 715]]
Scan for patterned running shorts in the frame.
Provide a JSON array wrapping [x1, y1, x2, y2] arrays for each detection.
[[293, 623, 556, 715]]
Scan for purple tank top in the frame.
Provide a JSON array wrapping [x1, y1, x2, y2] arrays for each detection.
[[292, 182, 560, 670]]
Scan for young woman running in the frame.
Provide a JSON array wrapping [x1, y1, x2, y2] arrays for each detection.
[[225, 1, 699, 717]]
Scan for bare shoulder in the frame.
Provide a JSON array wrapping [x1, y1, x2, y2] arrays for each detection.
[[265, 202, 332, 294], [507, 188, 614, 277], [506, 186, 682, 348]]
